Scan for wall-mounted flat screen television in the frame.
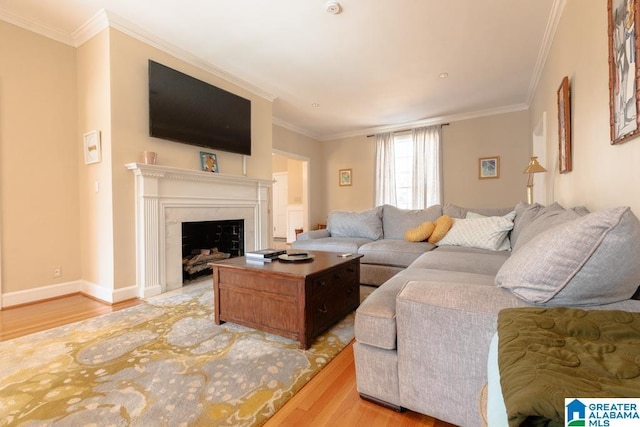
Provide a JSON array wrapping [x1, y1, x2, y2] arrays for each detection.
[[148, 60, 251, 156]]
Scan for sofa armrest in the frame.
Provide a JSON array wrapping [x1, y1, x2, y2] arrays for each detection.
[[395, 281, 528, 427], [296, 229, 330, 240]]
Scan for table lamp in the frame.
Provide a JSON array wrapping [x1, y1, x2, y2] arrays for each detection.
[[523, 156, 547, 204]]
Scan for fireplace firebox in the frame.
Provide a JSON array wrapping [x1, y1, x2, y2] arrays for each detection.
[[181, 219, 244, 282]]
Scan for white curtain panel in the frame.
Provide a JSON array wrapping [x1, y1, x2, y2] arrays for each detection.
[[374, 132, 397, 206], [411, 125, 442, 209]]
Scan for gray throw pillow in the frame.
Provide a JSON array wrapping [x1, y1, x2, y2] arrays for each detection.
[[443, 203, 515, 219], [511, 202, 580, 252], [382, 204, 442, 239], [328, 206, 383, 240], [496, 206, 640, 306]]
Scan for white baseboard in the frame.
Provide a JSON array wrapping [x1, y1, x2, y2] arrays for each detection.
[[2, 280, 140, 308], [81, 281, 139, 304]]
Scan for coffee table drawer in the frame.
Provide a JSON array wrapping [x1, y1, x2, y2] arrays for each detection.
[[218, 285, 298, 336], [312, 282, 359, 335], [311, 263, 358, 297], [218, 268, 298, 296]]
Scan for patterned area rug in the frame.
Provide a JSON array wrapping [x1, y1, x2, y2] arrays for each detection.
[[0, 283, 373, 426]]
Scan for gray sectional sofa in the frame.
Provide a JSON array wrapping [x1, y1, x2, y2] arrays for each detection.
[[292, 202, 640, 427], [294, 204, 513, 286]]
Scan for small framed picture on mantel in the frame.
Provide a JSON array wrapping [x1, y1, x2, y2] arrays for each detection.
[[200, 151, 218, 173]]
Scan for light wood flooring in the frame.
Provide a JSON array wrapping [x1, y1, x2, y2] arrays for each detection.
[[0, 292, 453, 427]]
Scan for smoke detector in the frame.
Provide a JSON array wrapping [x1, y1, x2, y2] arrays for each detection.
[[325, 1, 342, 15]]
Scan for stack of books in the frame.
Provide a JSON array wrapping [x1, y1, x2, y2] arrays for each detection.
[[245, 248, 287, 263]]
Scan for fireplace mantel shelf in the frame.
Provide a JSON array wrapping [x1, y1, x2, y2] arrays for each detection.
[[125, 163, 273, 187], [127, 162, 271, 298]]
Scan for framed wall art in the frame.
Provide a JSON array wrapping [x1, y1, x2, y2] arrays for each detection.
[[478, 156, 500, 179], [608, 0, 640, 144], [557, 76, 572, 173], [339, 168, 352, 186], [83, 130, 101, 165], [200, 151, 218, 173]]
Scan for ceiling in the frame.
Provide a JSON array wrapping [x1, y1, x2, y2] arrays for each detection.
[[0, 0, 560, 140]]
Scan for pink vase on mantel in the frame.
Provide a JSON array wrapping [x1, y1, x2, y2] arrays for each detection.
[[142, 151, 157, 165]]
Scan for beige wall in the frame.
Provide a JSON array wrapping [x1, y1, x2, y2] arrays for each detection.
[[530, 0, 640, 214], [0, 21, 81, 293], [107, 29, 274, 290], [323, 135, 374, 213], [0, 23, 273, 299], [443, 110, 531, 208], [77, 29, 115, 290], [272, 125, 326, 228], [321, 111, 530, 217]]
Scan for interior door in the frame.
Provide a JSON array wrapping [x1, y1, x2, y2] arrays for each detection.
[[272, 172, 288, 239]]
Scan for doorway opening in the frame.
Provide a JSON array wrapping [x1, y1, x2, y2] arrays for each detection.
[[272, 151, 310, 245]]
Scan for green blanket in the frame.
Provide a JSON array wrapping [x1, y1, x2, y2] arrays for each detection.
[[497, 307, 640, 427]]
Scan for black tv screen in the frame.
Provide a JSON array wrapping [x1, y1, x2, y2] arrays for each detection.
[[148, 60, 251, 156]]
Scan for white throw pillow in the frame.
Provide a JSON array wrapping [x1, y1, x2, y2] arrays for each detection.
[[436, 211, 516, 251]]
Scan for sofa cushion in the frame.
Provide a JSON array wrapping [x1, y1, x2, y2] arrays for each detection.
[[290, 236, 373, 254], [355, 268, 497, 350], [410, 246, 510, 276], [436, 211, 515, 251], [443, 203, 515, 219], [358, 239, 435, 268], [496, 206, 640, 306], [327, 206, 383, 240], [511, 202, 582, 252], [382, 204, 442, 239]]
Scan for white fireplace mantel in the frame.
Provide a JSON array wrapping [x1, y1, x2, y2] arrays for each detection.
[[126, 163, 272, 298]]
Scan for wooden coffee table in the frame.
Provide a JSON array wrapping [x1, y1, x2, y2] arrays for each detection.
[[211, 251, 362, 349]]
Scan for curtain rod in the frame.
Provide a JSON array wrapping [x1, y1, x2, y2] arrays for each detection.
[[366, 123, 449, 138]]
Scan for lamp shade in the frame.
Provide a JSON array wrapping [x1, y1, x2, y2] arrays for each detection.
[[523, 156, 547, 174]]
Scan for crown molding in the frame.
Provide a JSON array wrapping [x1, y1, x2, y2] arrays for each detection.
[[319, 103, 529, 141], [103, 11, 277, 102], [1, 7, 276, 103], [272, 117, 321, 140], [0, 6, 74, 45], [526, 0, 567, 105], [71, 9, 109, 47]]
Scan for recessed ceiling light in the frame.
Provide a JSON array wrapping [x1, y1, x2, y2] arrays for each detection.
[[325, 1, 342, 15], [312, 103, 320, 107], [439, 73, 449, 79]]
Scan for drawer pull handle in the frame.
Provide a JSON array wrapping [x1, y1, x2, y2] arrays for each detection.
[[318, 304, 328, 314], [318, 280, 326, 287], [346, 287, 354, 296], [334, 273, 342, 280], [348, 267, 356, 273]]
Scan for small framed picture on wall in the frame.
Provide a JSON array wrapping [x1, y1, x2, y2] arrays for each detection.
[[83, 130, 101, 165], [339, 169, 352, 186], [557, 76, 572, 173], [478, 156, 500, 179]]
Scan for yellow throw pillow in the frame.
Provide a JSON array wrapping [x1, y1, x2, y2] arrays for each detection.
[[404, 221, 435, 242], [428, 215, 453, 244]]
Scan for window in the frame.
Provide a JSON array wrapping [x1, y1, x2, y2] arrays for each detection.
[[374, 126, 442, 210], [393, 134, 413, 209]]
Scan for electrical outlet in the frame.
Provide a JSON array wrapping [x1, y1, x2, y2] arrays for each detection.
[[53, 267, 62, 278]]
